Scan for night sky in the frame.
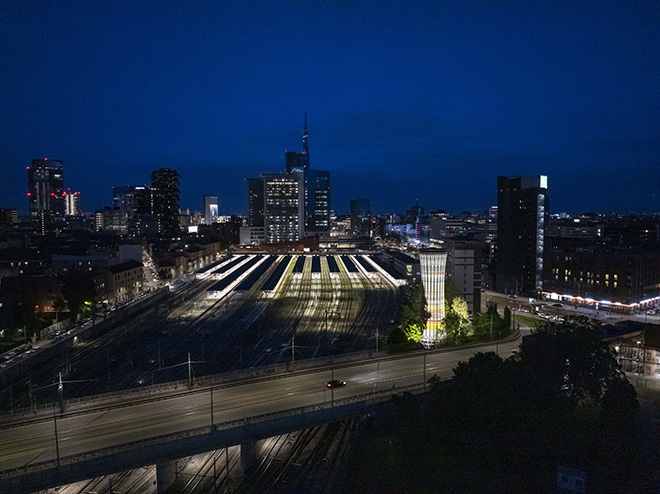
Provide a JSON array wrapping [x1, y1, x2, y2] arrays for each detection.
[[1, 1, 659, 216]]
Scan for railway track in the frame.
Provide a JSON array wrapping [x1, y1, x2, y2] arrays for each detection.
[[8, 254, 400, 494]]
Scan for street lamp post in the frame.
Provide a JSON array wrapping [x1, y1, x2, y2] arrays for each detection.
[[331, 368, 335, 404], [376, 328, 379, 354], [423, 353, 426, 391], [58, 372, 64, 413], [210, 384, 214, 431], [53, 406, 61, 467], [188, 352, 193, 388]]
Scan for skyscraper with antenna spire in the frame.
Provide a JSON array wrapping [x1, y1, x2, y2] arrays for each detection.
[[302, 112, 309, 156], [247, 115, 330, 244], [282, 115, 330, 234]]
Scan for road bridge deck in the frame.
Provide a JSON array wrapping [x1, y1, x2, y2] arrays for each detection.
[[0, 331, 522, 494]]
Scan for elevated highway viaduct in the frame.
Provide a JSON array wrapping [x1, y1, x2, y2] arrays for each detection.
[[0, 333, 521, 493]]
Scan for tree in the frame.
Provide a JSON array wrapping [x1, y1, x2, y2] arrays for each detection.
[[403, 323, 423, 342], [397, 282, 427, 334], [348, 316, 640, 493], [444, 297, 471, 343], [503, 306, 511, 332], [52, 296, 67, 322], [60, 270, 97, 319], [473, 304, 505, 337], [526, 316, 632, 409], [391, 283, 428, 347], [157, 269, 172, 282]]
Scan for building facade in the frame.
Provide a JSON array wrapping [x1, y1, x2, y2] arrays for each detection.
[[496, 175, 547, 296], [105, 260, 144, 305], [445, 241, 482, 316], [203, 195, 218, 225], [113, 185, 147, 218], [247, 178, 265, 228], [64, 190, 81, 216], [420, 249, 447, 345], [544, 237, 660, 307], [151, 168, 180, 236], [350, 198, 372, 237], [263, 172, 304, 243], [27, 158, 64, 219], [306, 169, 331, 233]]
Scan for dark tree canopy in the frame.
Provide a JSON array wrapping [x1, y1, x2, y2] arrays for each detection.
[[347, 316, 640, 493], [60, 270, 97, 318]]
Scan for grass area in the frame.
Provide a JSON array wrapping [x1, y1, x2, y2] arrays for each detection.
[[515, 314, 541, 328]]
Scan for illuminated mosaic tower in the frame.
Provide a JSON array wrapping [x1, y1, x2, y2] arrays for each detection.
[[420, 249, 447, 345]]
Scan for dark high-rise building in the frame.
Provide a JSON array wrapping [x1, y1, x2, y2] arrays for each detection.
[[307, 169, 331, 232], [247, 178, 265, 227], [285, 115, 311, 173], [496, 175, 548, 296], [405, 204, 424, 225], [133, 187, 153, 215], [27, 159, 64, 218], [350, 198, 372, 236], [151, 168, 180, 236], [113, 185, 147, 218]]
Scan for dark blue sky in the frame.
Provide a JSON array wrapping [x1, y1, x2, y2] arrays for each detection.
[[1, 1, 659, 215]]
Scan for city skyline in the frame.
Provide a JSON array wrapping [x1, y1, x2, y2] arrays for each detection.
[[1, 2, 659, 215]]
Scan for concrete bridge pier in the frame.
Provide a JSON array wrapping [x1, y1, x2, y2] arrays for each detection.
[[241, 439, 265, 472], [156, 459, 178, 493]]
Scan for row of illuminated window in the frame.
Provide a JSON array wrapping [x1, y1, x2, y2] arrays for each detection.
[[552, 268, 619, 281]]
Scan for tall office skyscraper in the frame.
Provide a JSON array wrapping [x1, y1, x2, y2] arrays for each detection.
[[113, 185, 147, 218], [350, 198, 372, 236], [64, 190, 81, 216], [496, 175, 548, 296], [263, 171, 304, 243], [307, 169, 330, 231], [27, 158, 64, 218], [151, 168, 180, 236], [247, 178, 265, 227], [285, 116, 331, 234], [203, 195, 219, 225]]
